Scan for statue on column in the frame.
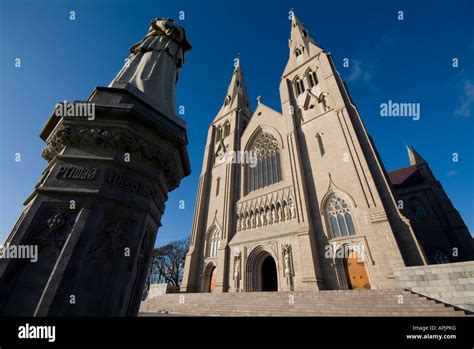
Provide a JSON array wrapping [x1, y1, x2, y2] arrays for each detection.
[[260, 209, 266, 226], [266, 208, 272, 225], [282, 244, 294, 290], [0, 17, 191, 316], [110, 18, 192, 116], [233, 249, 241, 292], [288, 199, 296, 219]]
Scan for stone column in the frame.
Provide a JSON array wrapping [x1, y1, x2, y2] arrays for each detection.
[[0, 18, 191, 316]]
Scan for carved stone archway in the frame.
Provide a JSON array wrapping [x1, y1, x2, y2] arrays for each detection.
[[202, 262, 216, 293], [245, 246, 279, 292]]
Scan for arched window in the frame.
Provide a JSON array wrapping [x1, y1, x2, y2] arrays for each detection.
[[206, 226, 221, 258], [295, 47, 302, 57], [430, 249, 450, 264], [316, 132, 325, 156], [224, 95, 231, 106], [325, 194, 356, 238], [307, 69, 318, 88], [294, 76, 305, 96], [411, 199, 428, 218], [216, 177, 221, 196], [224, 121, 230, 137], [215, 126, 222, 144], [246, 132, 282, 194]]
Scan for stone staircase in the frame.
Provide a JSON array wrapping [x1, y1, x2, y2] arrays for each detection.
[[139, 289, 471, 316]]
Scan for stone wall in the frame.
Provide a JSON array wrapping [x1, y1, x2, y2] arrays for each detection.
[[394, 261, 474, 311], [147, 283, 179, 299]]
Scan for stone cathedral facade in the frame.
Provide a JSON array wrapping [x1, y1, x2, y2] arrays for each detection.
[[181, 15, 474, 293]]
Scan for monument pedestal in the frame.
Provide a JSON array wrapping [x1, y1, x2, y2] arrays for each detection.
[[0, 83, 190, 316]]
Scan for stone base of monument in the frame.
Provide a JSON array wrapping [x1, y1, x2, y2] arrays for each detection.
[[0, 83, 190, 316]]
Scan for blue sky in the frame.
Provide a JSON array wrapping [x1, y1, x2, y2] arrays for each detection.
[[0, 0, 473, 246]]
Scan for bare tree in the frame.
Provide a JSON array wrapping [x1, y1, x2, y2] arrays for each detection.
[[146, 237, 189, 288]]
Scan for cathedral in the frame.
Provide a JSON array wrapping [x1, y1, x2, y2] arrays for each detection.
[[181, 14, 474, 293]]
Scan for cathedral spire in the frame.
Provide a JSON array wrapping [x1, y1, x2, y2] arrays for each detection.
[[290, 12, 316, 49], [290, 12, 320, 54], [406, 145, 427, 166], [282, 12, 322, 77], [214, 56, 251, 122]]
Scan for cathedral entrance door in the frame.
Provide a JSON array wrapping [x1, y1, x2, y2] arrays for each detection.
[[261, 256, 278, 291], [344, 250, 370, 290], [209, 267, 217, 292]]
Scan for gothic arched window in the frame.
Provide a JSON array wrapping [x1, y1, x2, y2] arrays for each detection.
[[215, 126, 222, 144], [206, 226, 221, 258], [411, 199, 428, 218], [216, 177, 221, 196], [307, 69, 318, 88], [246, 132, 282, 194], [224, 121, 230, 137], [325, 194, 356, 238], [294, 76, 305, 96], [316, 132, 325, 156]]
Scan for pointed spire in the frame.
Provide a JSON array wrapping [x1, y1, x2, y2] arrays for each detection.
[[235, 52, 241, 71], [289, 11, 318, 53], [282, 11, 322, 77], [406, 145, 427, 166], [214, 55, 251, 122]]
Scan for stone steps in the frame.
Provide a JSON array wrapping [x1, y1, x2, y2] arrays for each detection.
[[139, 289, 470, 316]]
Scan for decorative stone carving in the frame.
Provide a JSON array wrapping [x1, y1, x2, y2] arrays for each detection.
[[282, 243, 295, 290], [252, 132, 279, 158], [319, 92, 330, 111], [289, 199, 296, 219], [260, 210, 266, 226], [29, 208, 76, 254], [47, 213, 67, 231], [233, 249, 241, 292], [266, 208, 272, 225], [235, 188, 298, 231], [42, 124, 180, 189], [87, 215, 133, 261]]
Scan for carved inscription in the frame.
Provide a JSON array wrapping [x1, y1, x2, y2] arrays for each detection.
[[56, 165, 98, 180], [104, 169, 155, 198]]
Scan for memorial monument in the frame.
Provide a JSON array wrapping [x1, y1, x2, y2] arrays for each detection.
[[0, 18, 191, 316]]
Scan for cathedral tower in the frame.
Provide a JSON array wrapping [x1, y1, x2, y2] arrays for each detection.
[[389, 146, 474, 263], [181, 59, 252, 292], [182, 13, 433, 294]]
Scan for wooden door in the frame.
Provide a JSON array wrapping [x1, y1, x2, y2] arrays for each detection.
[[209, 267, 217, 293], [344, 251, 370, 290]]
